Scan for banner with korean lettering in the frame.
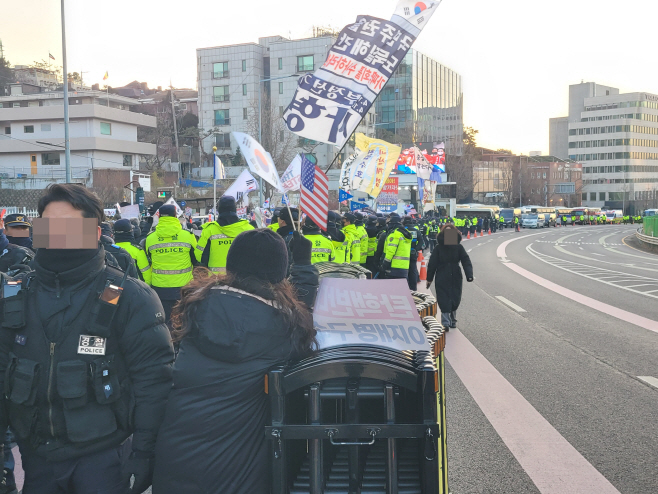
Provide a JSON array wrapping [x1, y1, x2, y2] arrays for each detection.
[[339, 152, 359, 193], [377, 177, 398, 213], [283, 8, 438, 148], [313, 278, 428, 351], [355, 133, 401, 197]]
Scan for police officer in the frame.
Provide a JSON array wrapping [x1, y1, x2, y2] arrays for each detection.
[[100, 222, 139, 279], [113, 219, 152, 284], [145, 205, 197, 323], [268, 208, 281, 233], [0, 215, 34, 274], [327, 212, 349, 264], [514, 215, 520, 230], [3, 214, 34, 251], [499, 215, 505, 230], [428, 220, 438, 252], [403, 217, 420, 290], [354, 212, 369, 266], [0, 183, 173, 494], [342, 212, 361, 265], [364, 215, 379, 273], [302, 217, 335, 263], [195, 196, 254, 275], [381, 213, 413, 280]]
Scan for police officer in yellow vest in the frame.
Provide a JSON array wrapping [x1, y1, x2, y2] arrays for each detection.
[[113, 219, 152, 284], [268, 209, 280, 233], [354, 212, 369, 266], [342, 212, 361, 265], [145, 204, 198, 322], [364, 215, 380, 273], [327, 211, 349, 263], [381, 213, 413, 280], [195, 196, 254, 274], [302, 216, 335, 263]]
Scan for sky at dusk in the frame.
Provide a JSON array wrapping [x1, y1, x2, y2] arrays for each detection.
[[3, 0, 658, 155]]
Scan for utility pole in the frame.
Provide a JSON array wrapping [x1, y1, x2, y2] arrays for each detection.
[[60, 0, 71, 183], [170, 83, 180, 172]]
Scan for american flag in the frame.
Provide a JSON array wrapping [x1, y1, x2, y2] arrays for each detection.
[[300, 156, 328, 231]]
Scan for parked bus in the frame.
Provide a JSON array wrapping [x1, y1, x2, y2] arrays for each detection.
[[528, 207, 557, 227], [644, 209, 658, 217], [555, 208, 574, 225]]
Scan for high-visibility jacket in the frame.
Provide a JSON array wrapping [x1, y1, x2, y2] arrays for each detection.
[[331, 235, 349, 264], [571, 216, 576, 222], [367, 235, 378, 258], [195, 219, 254, 274], [514, 217, 519, 224], [342, 224, 361, 265], [145, 216, 197, 288], [472, 217, 478, 226], [384, 227, 412, 278], [306, 233, 335, 263], [268, 223, 279, 233], [116, 241, 152, 285], [500, 216, 505, 223], [356, 225, 368, 264]]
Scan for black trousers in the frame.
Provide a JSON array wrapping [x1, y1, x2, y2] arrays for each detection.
[[20, 443, 129, 494]]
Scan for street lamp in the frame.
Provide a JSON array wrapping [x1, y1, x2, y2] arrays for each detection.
[[257, 73, 299, 207]]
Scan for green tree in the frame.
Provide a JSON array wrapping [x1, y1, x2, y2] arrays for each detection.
[[232, 146, 245, 166]]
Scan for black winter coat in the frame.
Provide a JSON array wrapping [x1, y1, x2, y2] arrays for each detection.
[[0, 244, 34, 273], [426, 232, 473, 313], [0, 247, 174, 461], [153, 264, 319, 494]]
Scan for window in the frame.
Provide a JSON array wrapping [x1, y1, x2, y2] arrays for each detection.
[[543, 172, 547, 179], [41, 124, 51, 132], [213, 86, 229, 102], [100, 122, 111, 135], [214, 109, 230, 126], [24, 125, 34, 134], [599, 192, 606, 201], [178, 103, 187, 111], [590, 192, 597, 201], [42, 153, 60, 166], [279, 82, 283, 94], [13, 103, 21, 108], [242, 60, 247, 72], [278, 58, 283, 70], [123, 154, 132, 167], [242, 84, 247, 96], [3, 127, 9, 135], [243, 107, 248, 120], [215, 133, 230, 148], [297, 55, 314, 72], [582, 193, 587, 200], [213, 62, 229, 79]]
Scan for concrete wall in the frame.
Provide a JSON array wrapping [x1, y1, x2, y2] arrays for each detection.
[[549, 117, 569, 159]]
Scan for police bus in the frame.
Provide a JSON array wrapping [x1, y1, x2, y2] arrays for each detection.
[[645, 209, 658, 217], [555, 208, 574, 224], [528, 206, 557, 227]]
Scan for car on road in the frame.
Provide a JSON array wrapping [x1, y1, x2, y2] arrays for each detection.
[[521, 213, 545, 228]]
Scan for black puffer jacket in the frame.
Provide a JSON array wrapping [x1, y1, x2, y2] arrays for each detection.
[[0, 246, 174, 461], [0, 244, 34, 273], [426, 231, 473, 313], [153, 264, 318, 494]]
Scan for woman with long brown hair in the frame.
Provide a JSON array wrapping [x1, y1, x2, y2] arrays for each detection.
[[152, 228, 319, 493], [425, 223, 473, 329]]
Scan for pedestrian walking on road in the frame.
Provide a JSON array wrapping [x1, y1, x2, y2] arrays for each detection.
[[425, 224, 473, 329], [152, 228, 318, 494]]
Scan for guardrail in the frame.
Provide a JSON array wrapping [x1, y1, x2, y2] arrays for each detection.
[[635, 228, 658, 246]]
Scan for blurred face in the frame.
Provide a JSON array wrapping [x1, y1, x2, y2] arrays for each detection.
[[5, 225, 30, 237], [34, 201, 100, 249]]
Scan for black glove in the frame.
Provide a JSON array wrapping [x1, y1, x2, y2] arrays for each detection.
[[122, 451, 154, 493], [291, 231, 312, 266], [6, 264, 31, 277]]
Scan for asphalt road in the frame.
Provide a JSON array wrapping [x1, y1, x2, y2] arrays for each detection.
[[428, 224, 658, 494]]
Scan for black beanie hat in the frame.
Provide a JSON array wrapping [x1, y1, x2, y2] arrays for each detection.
[[305, 216, 318, 228], [366, 215, 377, 226], [279, 207, 299, 224], [114, 219, 132, 233], [158, 205, 177, 217], [218, 196, 237, 214], [100, 222, 113, 237], [226, 229, 288, 284]]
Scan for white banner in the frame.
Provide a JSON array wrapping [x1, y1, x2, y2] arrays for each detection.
[[281, 155, 302, 192], [350, 148, 380, 193], [213, 153, 226, 180], [415, 147, 433, 180], [339, 152, 359, 193], [223, 169, 259, 200], [120, 204, 140, 219], [232, 132, 283, 192]]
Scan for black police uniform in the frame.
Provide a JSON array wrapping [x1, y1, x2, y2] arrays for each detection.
[[0, 244, 34, 274], [0, 246, 174, 493]]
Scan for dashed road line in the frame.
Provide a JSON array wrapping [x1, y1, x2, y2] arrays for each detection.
[[637, 376, 658, 390], [495, 296, 526, 312]]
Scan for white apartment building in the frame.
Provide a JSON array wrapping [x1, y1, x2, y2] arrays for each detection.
[[0, 84, 156, 188], [197, 35, 375, 171], [550, 82, 658, 212]]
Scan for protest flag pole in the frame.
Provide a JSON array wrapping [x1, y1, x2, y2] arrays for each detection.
[[213, 146, 218, 221]]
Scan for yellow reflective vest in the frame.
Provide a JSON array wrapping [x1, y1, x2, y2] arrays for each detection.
[[268, 223, 279, 233], [384, 227, 412, 277], [342, 224, 361, 265], [356, 225, 368, 264], [115, 241, 152, 285], [305, 233, 335, 263], [145, 216, 197, 288], [194, 220, 254, 274], [330, 235, 349, 264]]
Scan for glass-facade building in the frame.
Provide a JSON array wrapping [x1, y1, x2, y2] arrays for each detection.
[[374, 49, 463, 156]]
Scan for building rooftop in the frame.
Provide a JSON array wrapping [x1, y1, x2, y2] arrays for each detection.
[[0, 89, 142, 106]]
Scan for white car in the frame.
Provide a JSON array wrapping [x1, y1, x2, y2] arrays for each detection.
[[521, 214, 544, 229]]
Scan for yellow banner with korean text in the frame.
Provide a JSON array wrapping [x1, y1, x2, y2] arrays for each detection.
[[354, 133, 401, 199]]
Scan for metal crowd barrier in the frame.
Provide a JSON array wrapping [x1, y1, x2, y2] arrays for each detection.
[[265, 283, 448, 493]]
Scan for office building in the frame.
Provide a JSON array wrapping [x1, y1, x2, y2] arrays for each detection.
[[0, 83, 156, 189], [375, 49, 463, 156], [550, 82, 658, 212]]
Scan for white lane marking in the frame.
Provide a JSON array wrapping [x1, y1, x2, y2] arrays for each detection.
[[495, 296, 526, 312], [446, 330, 621, 494], [637, 376, 658, 390], [467, 248, 472, 252], [591, 253, 605, 256]]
